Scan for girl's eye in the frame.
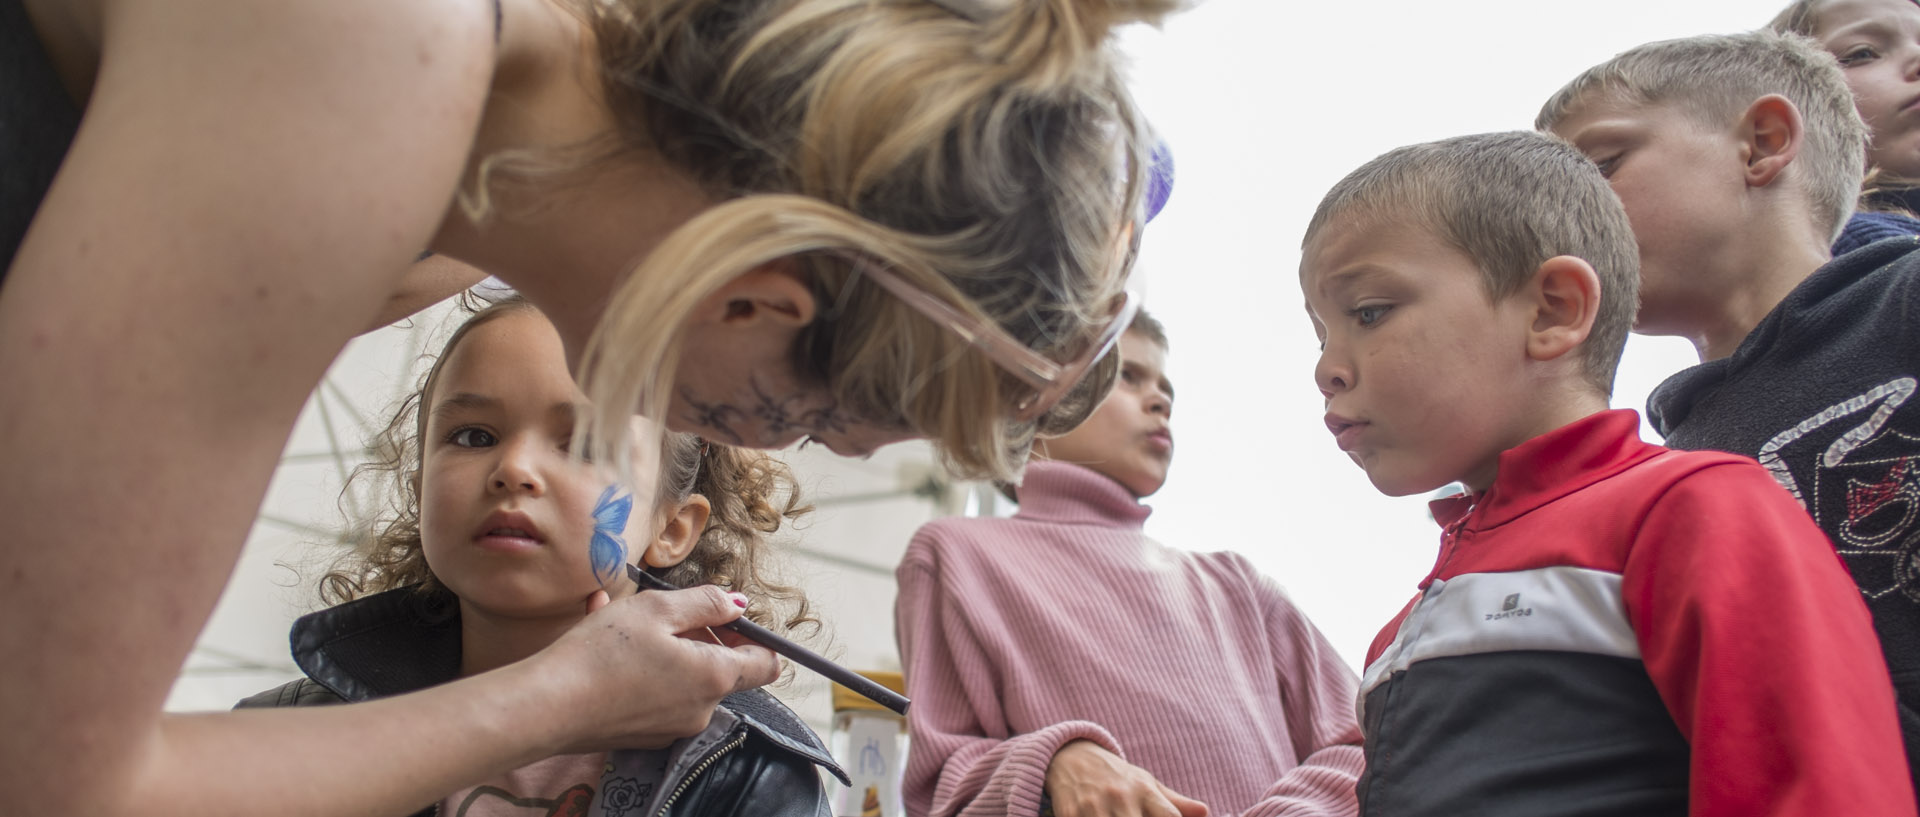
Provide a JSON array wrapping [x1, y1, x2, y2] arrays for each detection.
[[1119, 368, 1141, 385], [1353, 304, 1391, 327], [447, 427, 497, 448], [1838, 45, 1880, 66], [1593, 155, 1622, 179]]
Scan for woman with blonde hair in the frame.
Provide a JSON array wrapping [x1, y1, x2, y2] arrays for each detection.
[[0, 0, 1177, 814]]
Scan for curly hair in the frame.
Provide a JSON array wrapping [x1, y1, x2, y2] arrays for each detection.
[[652, 435, 817, 636], [321, 297, 816, 637]]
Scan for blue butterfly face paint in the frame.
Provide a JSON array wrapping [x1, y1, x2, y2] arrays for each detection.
[[590, 485, 634, 584]]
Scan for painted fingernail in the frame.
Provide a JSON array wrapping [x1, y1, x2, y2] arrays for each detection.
[[727, 592, 750, 609]]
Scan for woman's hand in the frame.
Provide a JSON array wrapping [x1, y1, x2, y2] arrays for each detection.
[[532, 585, 780, 751], [1044, 740, 1210, 817]]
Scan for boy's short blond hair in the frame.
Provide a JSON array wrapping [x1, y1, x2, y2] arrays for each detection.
[[1536, 30, 1868, 244], [1301, 131, 1640, 395]]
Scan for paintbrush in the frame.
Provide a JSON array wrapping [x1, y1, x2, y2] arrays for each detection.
[[627, 564, 910, 716]]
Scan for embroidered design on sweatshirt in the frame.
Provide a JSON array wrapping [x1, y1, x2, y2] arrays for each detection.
[[1760, 377, 1920, 602]]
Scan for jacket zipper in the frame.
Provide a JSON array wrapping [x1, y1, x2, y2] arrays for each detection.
[[653, 729, 748, 817], [1432, 504, 1474, 580]]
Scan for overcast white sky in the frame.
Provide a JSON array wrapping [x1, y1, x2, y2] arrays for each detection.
[[1114, 1, 1776, 667]]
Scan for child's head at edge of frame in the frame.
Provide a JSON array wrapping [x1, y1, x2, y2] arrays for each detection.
[[1029, 309, 1176, 499], [1299, 131, 1639, 498], [1772, 0, 1920, 182], [1537, 30, 1867, 341], [323, 297, 816, 650]]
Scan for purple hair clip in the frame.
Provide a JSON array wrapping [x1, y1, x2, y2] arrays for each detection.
[[1145, 137, 1175, 223]]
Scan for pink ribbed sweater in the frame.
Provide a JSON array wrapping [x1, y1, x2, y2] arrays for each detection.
[[895, 461, 1364, 817]]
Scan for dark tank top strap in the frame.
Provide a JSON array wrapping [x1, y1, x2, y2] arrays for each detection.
[[2, 0, 497, 284], [0, 0, 84, 281]]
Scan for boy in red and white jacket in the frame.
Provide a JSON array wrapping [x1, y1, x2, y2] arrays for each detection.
[[1302, 129, 1913, 817]]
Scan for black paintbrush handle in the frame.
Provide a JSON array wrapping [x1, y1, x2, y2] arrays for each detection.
[[626, 565, 910, 716]]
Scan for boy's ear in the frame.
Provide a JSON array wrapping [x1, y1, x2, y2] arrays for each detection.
[[1524, 255, 1602, 364], [695, 259, 817, 329], [642, 495, 712, 569], [1740, 94, 1804, 190]]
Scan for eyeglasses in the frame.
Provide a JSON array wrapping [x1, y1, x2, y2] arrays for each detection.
[[845, 223, 1141, 422]]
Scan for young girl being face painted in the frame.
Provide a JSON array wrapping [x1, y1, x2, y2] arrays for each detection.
[[270, 298, 826, 811], [416, 304, 698, 624], [328, 296, 813, 679]]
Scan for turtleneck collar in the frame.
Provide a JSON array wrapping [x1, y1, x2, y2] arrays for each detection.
[[1013, 460, 1153, 529]]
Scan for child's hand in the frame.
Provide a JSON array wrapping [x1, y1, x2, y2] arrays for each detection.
[[528, 585, 779, 753], [1044, 740, 1210, 817]]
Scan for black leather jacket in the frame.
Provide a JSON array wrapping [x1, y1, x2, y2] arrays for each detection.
[[237, 587, 847, 817]]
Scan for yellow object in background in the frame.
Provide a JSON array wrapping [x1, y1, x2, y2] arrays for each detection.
[[832, 671, 908, 817]]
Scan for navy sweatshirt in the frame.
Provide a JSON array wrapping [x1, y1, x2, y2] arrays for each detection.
[[1649, 235, 1920, 798]]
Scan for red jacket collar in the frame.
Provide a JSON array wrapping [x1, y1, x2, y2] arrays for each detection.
[[1429, 409, 1660, 533]]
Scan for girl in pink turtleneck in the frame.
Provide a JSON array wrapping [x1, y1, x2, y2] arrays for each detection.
[[895, 311, 1365, 817]]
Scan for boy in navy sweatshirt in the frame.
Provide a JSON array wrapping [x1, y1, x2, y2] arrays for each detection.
[[1541, 29, 1920, 799]]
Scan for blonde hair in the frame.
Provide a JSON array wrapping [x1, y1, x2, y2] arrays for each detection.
[[1536, 30, 1868, 244], [323, 298, 816, 636], [564, 0, 1181, 484], [1301, 131, 1641, 395]]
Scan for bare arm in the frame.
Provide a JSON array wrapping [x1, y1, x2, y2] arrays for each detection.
[[0, 1, 772, 814], [137, 586, 774, 816], [365, 254, 492, 332]]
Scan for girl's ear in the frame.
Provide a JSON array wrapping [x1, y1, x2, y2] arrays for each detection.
[[642, 495, 713, 569], [1525, 255, 1602, 364]]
